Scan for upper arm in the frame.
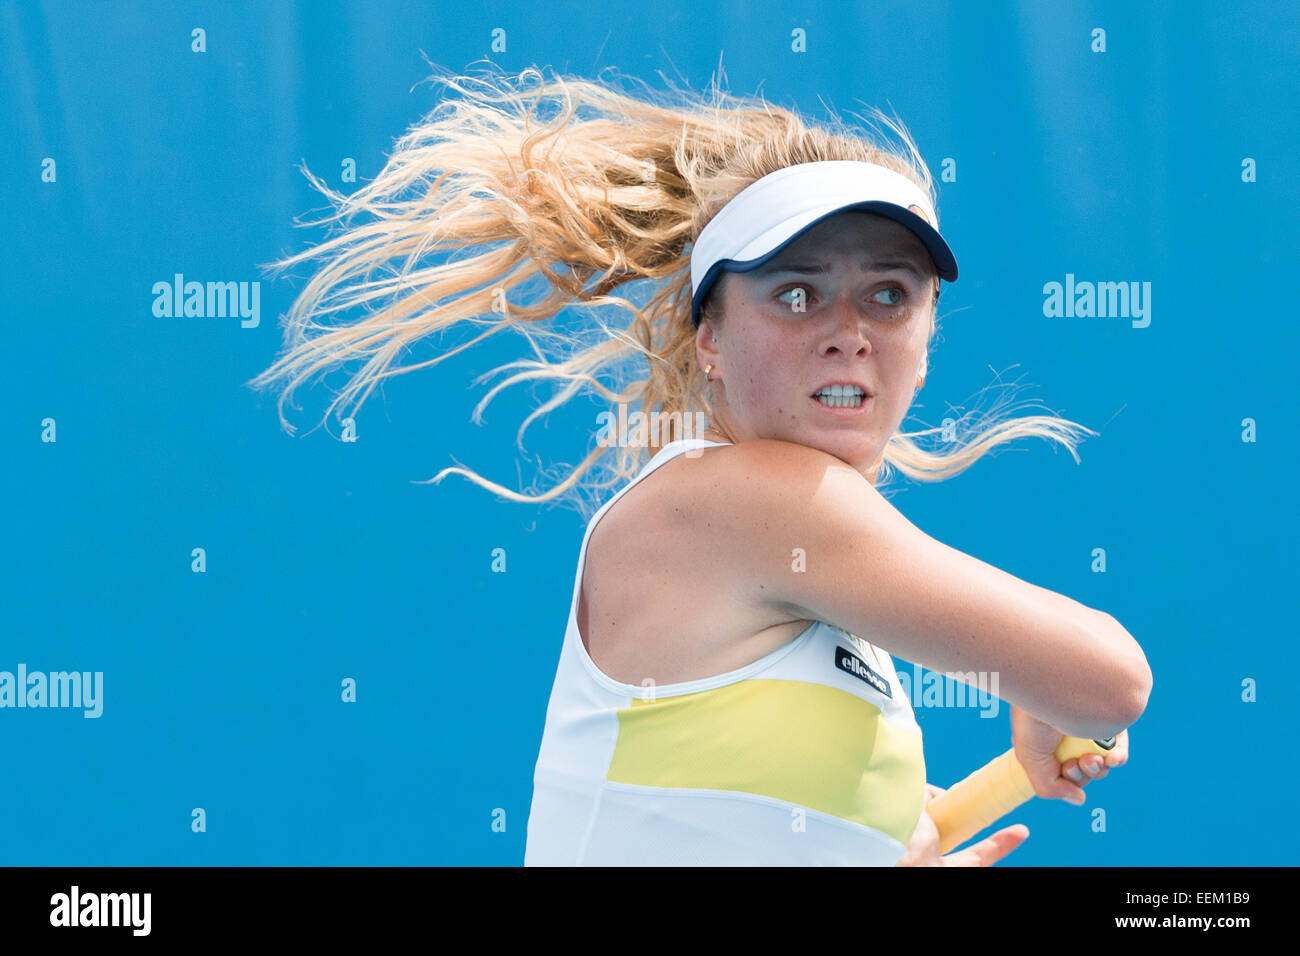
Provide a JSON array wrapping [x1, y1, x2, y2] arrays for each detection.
[[693, 439, 1150, 738]]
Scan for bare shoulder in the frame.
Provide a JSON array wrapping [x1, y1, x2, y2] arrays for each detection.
[[618, 438, 859, 545], [585, 439, 831, 599], [662, 438, 882, 611], [685, 437, 860, 488], [589, 437, 871, 632], [578, 440, 820, 683]]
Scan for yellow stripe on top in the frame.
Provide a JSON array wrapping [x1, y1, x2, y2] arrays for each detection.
[[606, 678, 926, 845]]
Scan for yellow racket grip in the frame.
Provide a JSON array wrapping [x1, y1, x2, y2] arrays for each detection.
[[927, 735, 1116, 855]]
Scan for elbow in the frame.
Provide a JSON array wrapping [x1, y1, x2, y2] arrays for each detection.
[[1119, 653, 1154, 729], [1096, 617, 1153, 738], [1050, 614, 1152, 741], [1069, 671, 1150, 741]]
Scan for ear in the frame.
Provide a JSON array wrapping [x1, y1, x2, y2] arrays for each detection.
[[697, 319, 721, 369]]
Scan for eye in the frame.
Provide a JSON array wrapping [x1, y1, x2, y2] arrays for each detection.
[[875, 286, 906, 307], [775, 283, 813, 307], [773, 282, 909, 310]]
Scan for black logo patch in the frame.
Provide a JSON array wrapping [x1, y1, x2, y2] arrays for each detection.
[[835, 646, 892, 698]]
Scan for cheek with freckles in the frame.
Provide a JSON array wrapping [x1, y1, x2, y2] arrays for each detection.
[[728, 332, 790, 414], [732, 357, 783, 420]]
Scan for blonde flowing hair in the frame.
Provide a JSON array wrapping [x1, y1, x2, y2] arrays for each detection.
[[246, 63, 1095, 520]]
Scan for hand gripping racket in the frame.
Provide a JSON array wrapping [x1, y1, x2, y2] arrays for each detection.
[[926, 734, 1117, 854]]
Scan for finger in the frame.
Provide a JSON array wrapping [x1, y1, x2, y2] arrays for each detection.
[[1059, 779, 1087, 804], [1066, 753, 1113, 782], [1081, 754, 1108, 779], [1024, 756, 1087, 803], [1104, 730, 1129, 768], [942, 825, 1030, 867], [1045, 769, 1088, 804], [1061, 757, 1103, 785]]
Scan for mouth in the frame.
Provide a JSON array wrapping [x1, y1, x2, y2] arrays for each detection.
[[811, 383, 872, 411]]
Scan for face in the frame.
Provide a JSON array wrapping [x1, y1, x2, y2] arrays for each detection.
[[696, 210, 937, 480]]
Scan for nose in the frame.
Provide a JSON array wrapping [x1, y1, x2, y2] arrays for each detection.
[[822, 291, 872, 357]]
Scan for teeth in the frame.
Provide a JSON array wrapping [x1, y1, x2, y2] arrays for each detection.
[[814, 384, 866, 407], [816, 384, 865, 396], [817, 394, 863, 407]]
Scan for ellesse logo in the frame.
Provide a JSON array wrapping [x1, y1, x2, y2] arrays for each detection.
[[907, 203, 930, 227], [835, 645, 892, 698]]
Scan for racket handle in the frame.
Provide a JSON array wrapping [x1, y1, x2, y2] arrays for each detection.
[[926, 735, 1116, 855]]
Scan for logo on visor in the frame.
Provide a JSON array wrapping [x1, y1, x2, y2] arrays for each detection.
[[907, 203, 930, 227]]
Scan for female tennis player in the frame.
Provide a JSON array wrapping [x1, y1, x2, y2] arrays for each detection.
[[247, 65, 1151, 866]]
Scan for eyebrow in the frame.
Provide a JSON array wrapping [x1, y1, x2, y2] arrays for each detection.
[[759, 259, 928, 281]]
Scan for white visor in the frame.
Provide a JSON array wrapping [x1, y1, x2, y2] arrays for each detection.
[[689, 160, 957, 327]]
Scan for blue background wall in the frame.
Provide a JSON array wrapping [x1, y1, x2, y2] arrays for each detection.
[[2, 0, 1296, 865]]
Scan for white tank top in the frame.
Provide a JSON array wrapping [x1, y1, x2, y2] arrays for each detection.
[[524, 438, 926, 865]]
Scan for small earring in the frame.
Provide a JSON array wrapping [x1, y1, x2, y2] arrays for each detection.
[[704, 364, 715, 379]]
